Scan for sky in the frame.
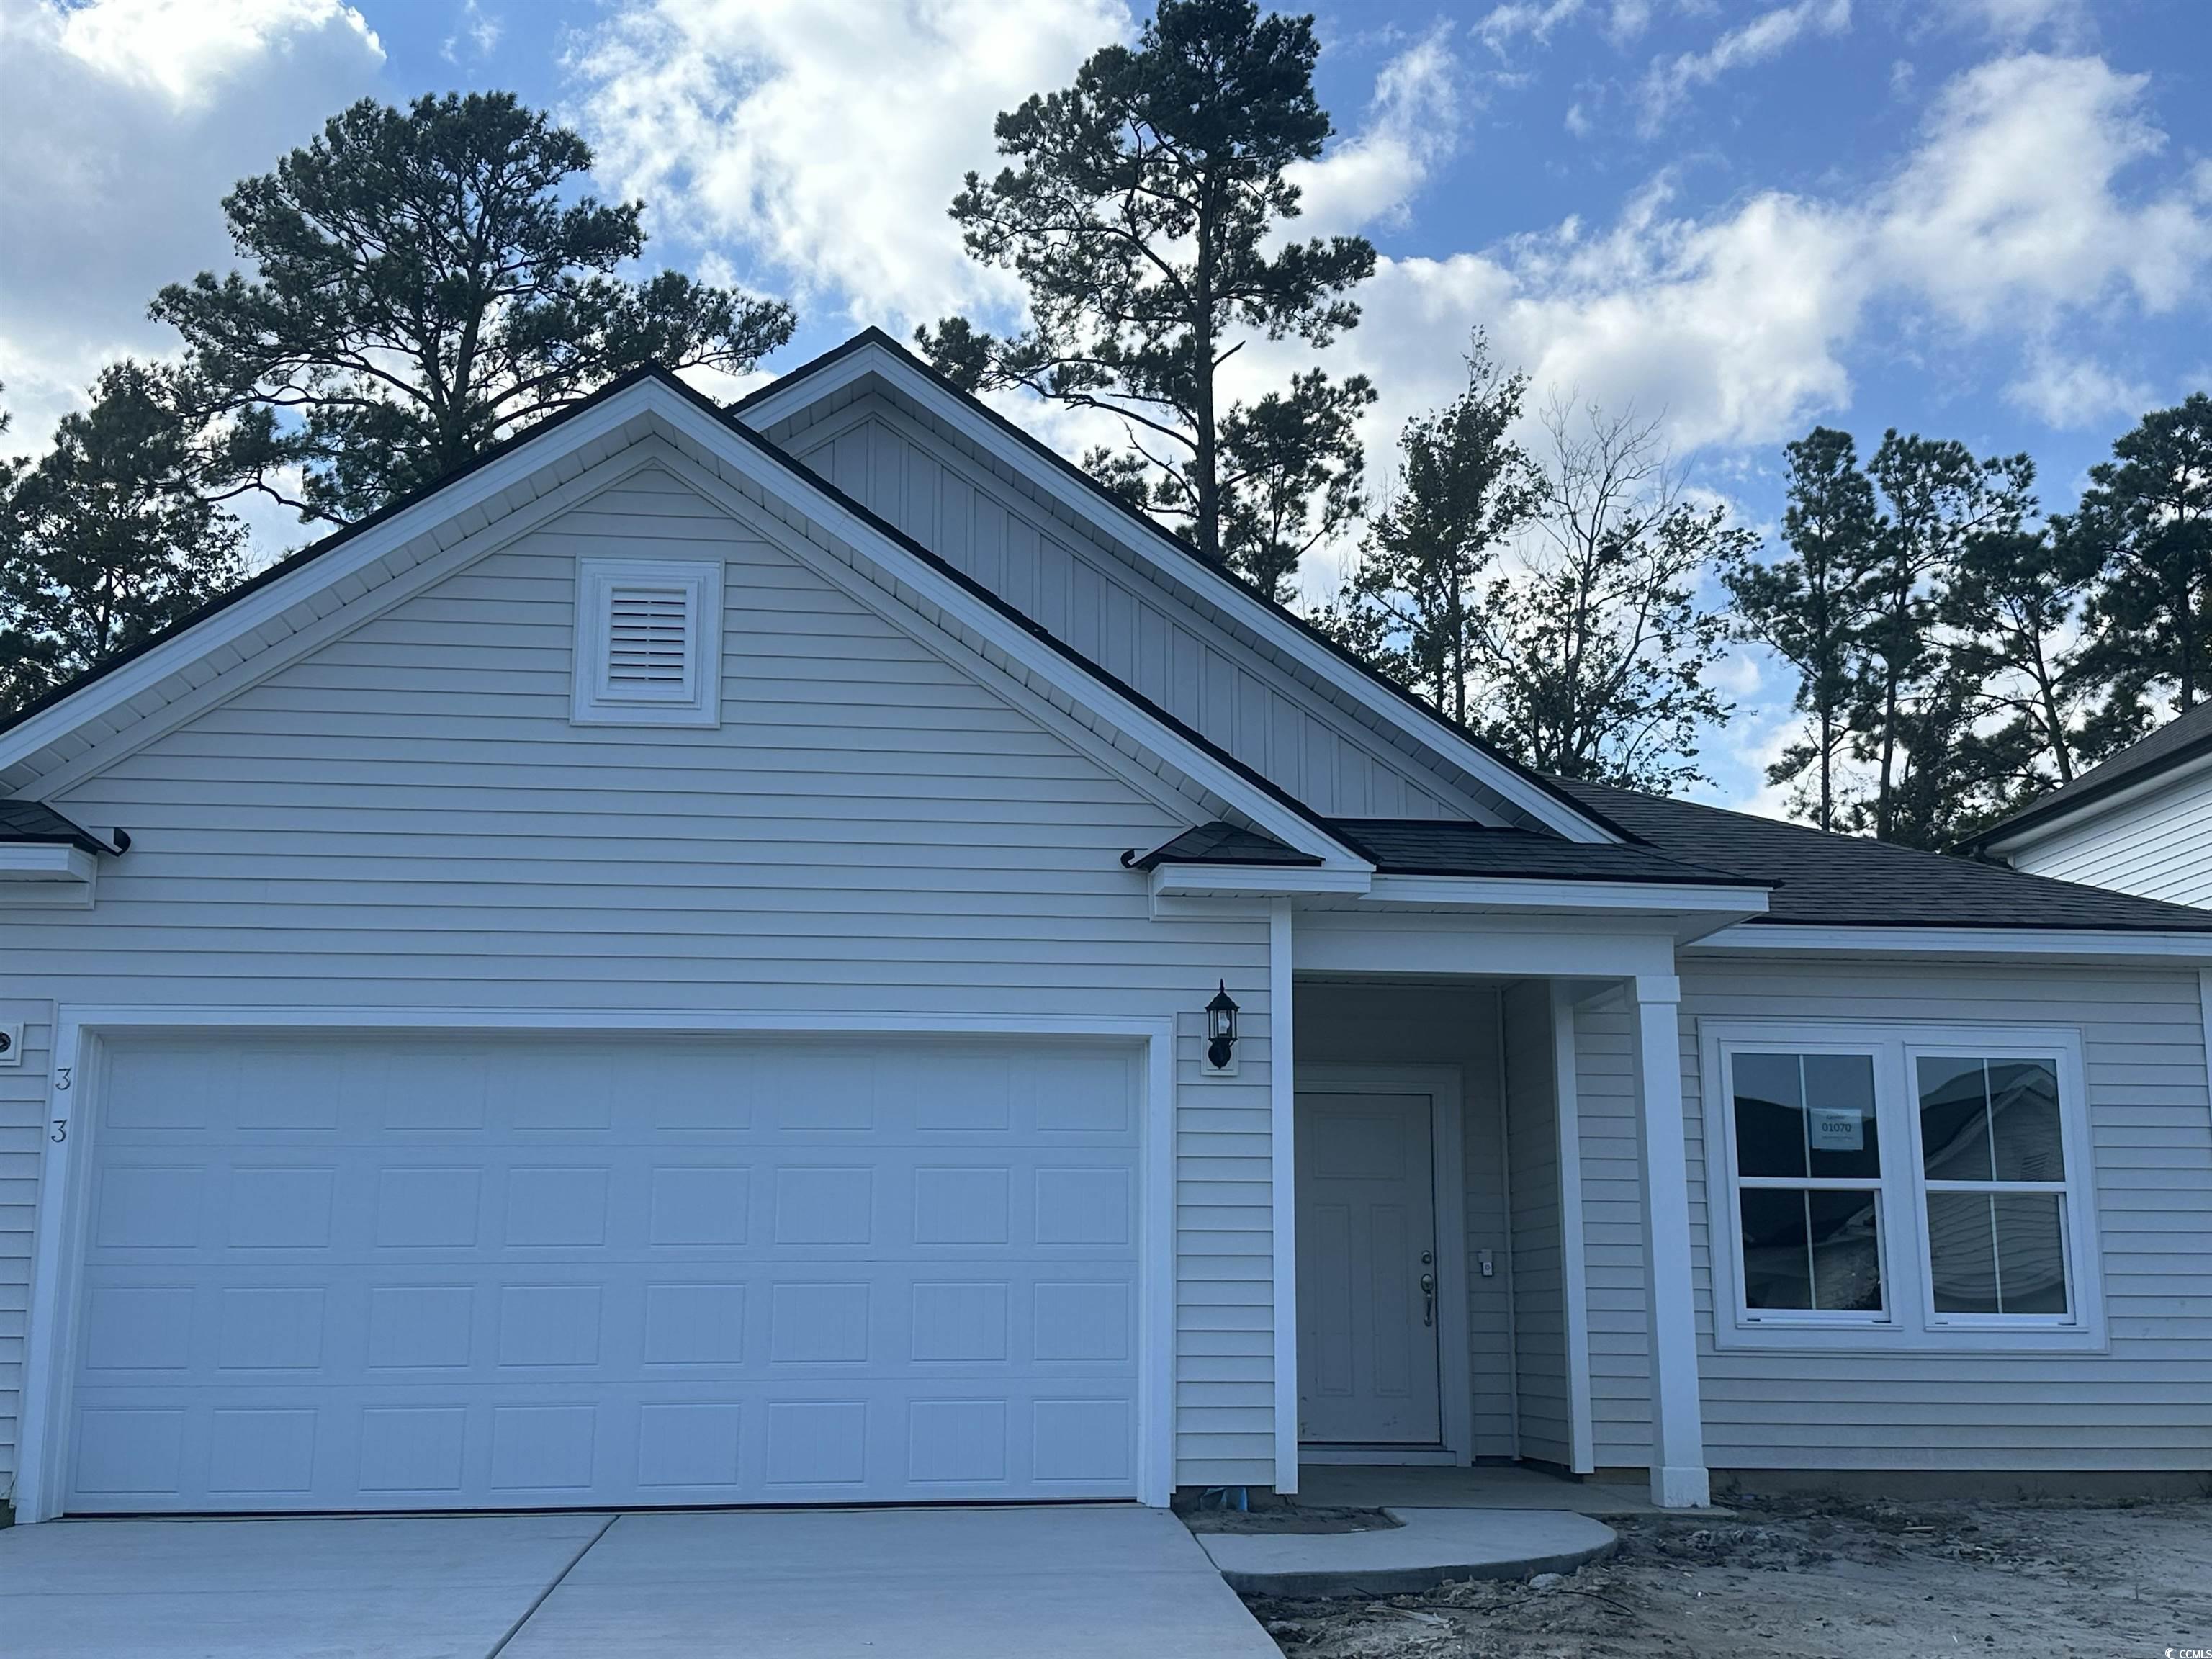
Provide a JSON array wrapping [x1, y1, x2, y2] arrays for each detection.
[[3, 0, 2209, 817]]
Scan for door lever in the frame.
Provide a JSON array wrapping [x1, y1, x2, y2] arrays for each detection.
[[1419, 1270, 1436, 1328]]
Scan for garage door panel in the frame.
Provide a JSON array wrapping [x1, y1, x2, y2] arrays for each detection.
[[68, 1032, 1143, 1512]]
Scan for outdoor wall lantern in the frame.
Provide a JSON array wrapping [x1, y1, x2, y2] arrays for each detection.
[[1205, 981, 1241, 1071]]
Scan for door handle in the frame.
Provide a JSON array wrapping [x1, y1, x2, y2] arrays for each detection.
[[1419, 1271, 1436, 1328]]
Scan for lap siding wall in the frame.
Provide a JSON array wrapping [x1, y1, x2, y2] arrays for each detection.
[[1573, 959, 2212, 1472], [0, 459, 1283, 1501]]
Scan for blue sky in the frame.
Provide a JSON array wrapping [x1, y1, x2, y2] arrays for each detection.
[[4, 0, 2209, 814]]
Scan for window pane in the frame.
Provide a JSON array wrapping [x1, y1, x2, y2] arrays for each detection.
[[1803, 1053, 1880, 1179], [1740, 1188, 1813, 1308], [1917, 1056, 1995, 1182], [1986, 1061, 2064, 1183], [1733, 1053, 1806, 1179], [1928, 1191, 2070, 1316], [1808, 1188, 1884, 1311], [1992, 1192, 2069, 1315], [1927, 1191, 2000, 1313], [1740, 1188, 1883, 1313]]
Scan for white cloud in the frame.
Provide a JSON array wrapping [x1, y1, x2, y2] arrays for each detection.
[[1934, 0, 2090, 45], [441, 0, 500, 64], [1285, 23, 1463, 235], [0, 0, 385, 451], [2003, 349, 2152, 428], [48, 0, 378, 109], [1259, 48, 2211, 611], [570, 0, 1129, 333], [1473, 0, 1586, 58], [1638, 0, 1852, 132], [1877, 53, 2212, 329], [1352, 52, 2207, 455]]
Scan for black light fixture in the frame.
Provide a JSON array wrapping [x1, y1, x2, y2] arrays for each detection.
[[1205, 981, 1240, 1071]]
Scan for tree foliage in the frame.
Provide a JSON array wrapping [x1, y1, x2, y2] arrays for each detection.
[[2067, 392, 2212, 717], [914, 0, 1375, 595], [155, 91, 796, 524], [0, 363, 246, 712], [1318, 334, 1539, 724], [1730, 407, 2197, 849], [1329, 373, 1745, 792], [1478, 403, 1748, 791], [1725, 428, 1877, 832], [1850, 433, 2036, 842]]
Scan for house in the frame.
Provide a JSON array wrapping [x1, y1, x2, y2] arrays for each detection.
[[1966, 701, 2212, 908], [2, 330, 2208, 1527]]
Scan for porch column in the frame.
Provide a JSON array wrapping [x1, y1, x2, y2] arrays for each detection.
[[1270, 898, 1299, 1496], [1629, 973, 1710, 1508]]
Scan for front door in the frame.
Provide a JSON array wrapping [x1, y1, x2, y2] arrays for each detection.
[[1295, 1091, 1442, 1445]]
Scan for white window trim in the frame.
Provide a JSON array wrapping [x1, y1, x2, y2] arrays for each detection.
[[571, 556, 723, 727], [1698, 1019, 2106, 1354]]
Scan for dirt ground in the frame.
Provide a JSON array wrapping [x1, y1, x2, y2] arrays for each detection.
[[1241, 1494, 2212, 1658]]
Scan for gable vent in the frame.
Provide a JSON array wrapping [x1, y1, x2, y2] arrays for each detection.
[[606, 587, 692, 686], [574, 557, 723, 728]]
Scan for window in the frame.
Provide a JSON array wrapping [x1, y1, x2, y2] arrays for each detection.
[[1915, 1055, 2071, 1319], [572, 558, 722, 727], [1731, 1051, 1884, 1316], [1701, 1023, 2101, 1351]]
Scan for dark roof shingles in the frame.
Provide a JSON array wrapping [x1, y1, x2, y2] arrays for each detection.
[[0, 799, 108, 855], [1329, 818, 1760, 887], [1545, 776, 2212, 932], [1126, 821, 1325, 871]]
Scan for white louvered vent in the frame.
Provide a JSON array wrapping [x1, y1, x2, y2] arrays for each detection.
[[574, 557, 722, 727], [606, 586, 692, 688]]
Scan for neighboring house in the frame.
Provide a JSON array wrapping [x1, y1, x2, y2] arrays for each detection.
[[1966, 701, 2212, 908], [1, 331, 2208, 1527]]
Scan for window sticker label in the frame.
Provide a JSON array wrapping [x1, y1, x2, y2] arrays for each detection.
[[1809, 1106, 1865, 1152]]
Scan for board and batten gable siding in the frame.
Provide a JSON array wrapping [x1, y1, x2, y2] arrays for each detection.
[[779, 394, 1488, 824], [0, 459, 1285, 1497], [2007, 766, 2212, 909], [1572, 958, 2212, 1471]]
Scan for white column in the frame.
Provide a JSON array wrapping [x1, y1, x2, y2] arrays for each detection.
[[1629, 973, 1709, 1509], [1269, 899, 1300, 1495]]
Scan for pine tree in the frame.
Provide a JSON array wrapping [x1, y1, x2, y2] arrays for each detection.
[[155, 92, 795, 524], [1, 364, 246, 711], [915, 0, 1375, 595]]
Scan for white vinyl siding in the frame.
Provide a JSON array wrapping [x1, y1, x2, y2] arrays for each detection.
[[1574, 959, 2212, 1472], [0, 460, 1282, 1498], [2005, 765, 2212, 909], [1502, 980, 1573, 1468], [778, 394, 1503, 825]]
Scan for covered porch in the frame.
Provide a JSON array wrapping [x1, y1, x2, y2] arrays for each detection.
[[1277, 912, 1727, 1512]]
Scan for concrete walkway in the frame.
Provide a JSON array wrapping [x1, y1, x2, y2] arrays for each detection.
[[1197, 1506, 1619, 1597], [0, 1506, 1277, 1658]]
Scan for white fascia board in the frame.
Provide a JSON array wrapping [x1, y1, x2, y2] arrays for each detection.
[[0, 387, 661, 781], [1691, 923, 2212, 965], [0, 844, 96, 882], [738, 342, 1615, 845], [1147, 863, 1373, 900], [643, 387, 1368, 873], [1982, 747, 2212, 856]]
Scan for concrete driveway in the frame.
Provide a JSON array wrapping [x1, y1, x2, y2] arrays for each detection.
[[0, 1504, 1277, 1658]]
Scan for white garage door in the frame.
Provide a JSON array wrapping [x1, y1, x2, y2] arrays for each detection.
[[66, 1031, 1143, 1513]]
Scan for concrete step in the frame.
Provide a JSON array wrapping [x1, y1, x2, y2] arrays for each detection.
[[1195, 1507, 1618, 1598]]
